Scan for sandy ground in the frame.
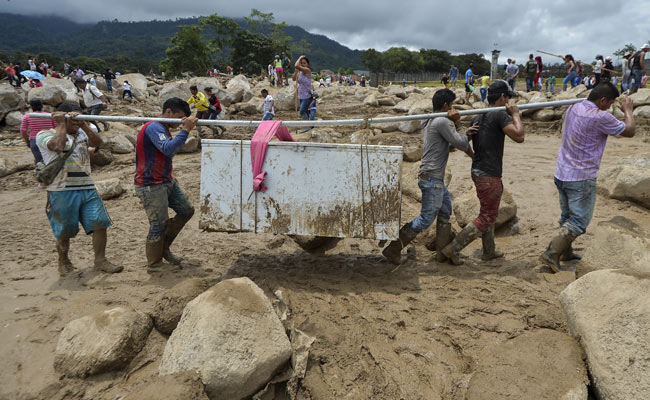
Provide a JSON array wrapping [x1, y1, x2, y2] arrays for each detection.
[[1, 96, 650, 399]]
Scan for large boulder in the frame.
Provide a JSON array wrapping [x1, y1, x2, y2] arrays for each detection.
[[577, 216, 650, 277], [629, 88, 650, 107], [27, 85, 66, 106], [532, 108, 558, 121], [453, 187, 518, 229], [559, 269, 650, 400], [599, 153, 650, 209], [377, 96, 397, 106], [115, 73, 149, 94], [633, 105, 650, 118], [398, 119, 421, 134], [39, 78, 79, 105], [273, 87, 298, 111], [363, 94, 379, 106], [556, 85, 589, 100], [158, 78, 224, 106], [373, 113, 401, 133], [92, 148, 115, 166], [466, 329, 588, 400], [0, 84, 26, 111], [150, 278, 213, 335], [0, 157, 33, 178], [402, 138, 423, 162], [385, 86, 408, 99], [310, 128, 343, 143], [4, 111, 23, 127], [393, 95, 426, 113], [159, 277, 292, 400], [54, 307, 152, 377], [179, 134, 199, 153], [104, 134, 134, 154], [95, 178, 125, 200]]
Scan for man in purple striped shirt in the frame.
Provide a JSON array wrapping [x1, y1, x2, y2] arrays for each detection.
[[540, 83, 635, 272]]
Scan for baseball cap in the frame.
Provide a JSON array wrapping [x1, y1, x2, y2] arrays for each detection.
[[605, 56, 612, 61], [488, 80, 518, 97], [642, 44, 650, 49]]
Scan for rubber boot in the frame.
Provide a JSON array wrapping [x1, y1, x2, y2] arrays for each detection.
[[539, 228, 574, 273], [435, 221, 453, 263], [441, 222, 482, 265], [94, 258, 123, 273], [163, 209, 194, 265], [146, 238, 165, 271], [561, 244, 582, 261], [481, 225, 504, 261], [382, 223, 418, 265]]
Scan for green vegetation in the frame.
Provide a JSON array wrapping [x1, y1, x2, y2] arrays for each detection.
[[361, 47, 491, 74], [159, 26, 212, 76]]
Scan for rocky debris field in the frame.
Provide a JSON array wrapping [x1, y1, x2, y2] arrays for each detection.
[[1, 75, 650, 400]]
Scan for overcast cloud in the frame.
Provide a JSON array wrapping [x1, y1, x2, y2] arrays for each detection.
[[5, 0, 650, 66]]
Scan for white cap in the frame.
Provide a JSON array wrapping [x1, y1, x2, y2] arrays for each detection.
[[605, 56, 612, 61], [642, 43, 650, 49]]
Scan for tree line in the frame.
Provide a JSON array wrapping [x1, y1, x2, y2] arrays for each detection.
[[361, 48, 491, 75]]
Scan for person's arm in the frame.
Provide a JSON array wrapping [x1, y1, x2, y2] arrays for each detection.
[[47, 112, 71, 152], [641, 55, 646, 75], [81, 121, 104, 148], [503, 104, 525, 143], [439, 110, 470, 151], [144, 118, 197, 157], [294, 56, 310, 75], [618, 96, 636, 138], [19, 115, 30, 146]]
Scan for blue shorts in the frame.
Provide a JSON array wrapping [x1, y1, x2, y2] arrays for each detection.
[[46, 189, 113, 238]]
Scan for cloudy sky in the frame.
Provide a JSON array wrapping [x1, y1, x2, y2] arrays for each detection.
[[5, 0, 650, 65]]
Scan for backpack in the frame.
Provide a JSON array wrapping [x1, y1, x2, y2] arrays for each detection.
[[34, 135, 78, 186]]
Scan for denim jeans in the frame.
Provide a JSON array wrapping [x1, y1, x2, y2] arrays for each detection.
[[29, 138, 43, 164], [554, 177, 597, 236], [262, 112, 274, 121], [480, 87, 487, 102], [309, 109, 316, 120], [409, 176, 452, 232], [299, 98, 312, 120], [526, 77, 534, 91], [563, 71, 577, 90], [628, 69, 644, 93], [507, 78, 516, 90], [135, 180, 194, 240], [550, 83, 555, 93], [106, 79, 113, 92]]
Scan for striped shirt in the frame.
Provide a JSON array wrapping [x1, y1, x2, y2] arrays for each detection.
[[20, 112, 57, 139], [36, 128, 95, 191], [555, 100, 625, 182], [134, 121, 188, 186]]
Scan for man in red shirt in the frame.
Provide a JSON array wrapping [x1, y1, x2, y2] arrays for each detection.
[[5, 63, 19, 88], [134, 97, 197, 271]]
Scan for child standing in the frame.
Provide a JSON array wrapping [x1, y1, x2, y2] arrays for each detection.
[[261, 89, 275, 121], [122, 81, 134, 100]]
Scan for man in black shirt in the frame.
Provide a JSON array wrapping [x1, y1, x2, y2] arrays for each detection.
[[442, 80, 525, 264]]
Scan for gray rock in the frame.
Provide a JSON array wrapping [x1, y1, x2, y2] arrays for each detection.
[[158, 78, 223, 106], [532, 108, 558, 121], [599, 153, 650, 209], [179, 135, 199, 153], [236, 101, 259, 115], [159, 277, 292, 400], [273, 87, 297, 111], [377, 96, 397, 106], [374, 114, 401, 132], [398, 119, 421, 134], [4, 111, 23, 127], [310, 128, 343, 143], [123, 371, 209, 400], [104, 134, 134, 154], [467, 329, 588, 400], [54, 306, 152, 377], [95, 178, 125, 200], [39, 78, 79, 105], [0, 157, 33, 178], [560, 269, 650, 400], [453, 187, 518, 229], [93, 148, 114, 166], [633, 105, 650, 118], [363, 94, 379, 106], [27, 85, 66, 106], [629, 88, 650, 107], [150, 278, 213, 334], [402, 139, 423, 162], [0, 84, 26, 111]]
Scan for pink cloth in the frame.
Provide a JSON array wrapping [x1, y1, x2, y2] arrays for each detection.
[[251, 120, 294, 192]]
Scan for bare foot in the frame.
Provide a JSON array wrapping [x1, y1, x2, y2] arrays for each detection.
[[94, 258, 123, 273], [58, 260, 76, 277]]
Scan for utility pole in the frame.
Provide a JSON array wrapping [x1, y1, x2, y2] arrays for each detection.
[[491, 44, 501, 80]]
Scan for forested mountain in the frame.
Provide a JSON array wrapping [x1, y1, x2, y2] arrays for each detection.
[[0, 13, 363, 72]]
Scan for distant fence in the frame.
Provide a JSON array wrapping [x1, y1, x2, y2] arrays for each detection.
[[369, 72, 444, 87]]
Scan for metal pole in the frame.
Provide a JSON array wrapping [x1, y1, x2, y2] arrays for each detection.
[[29, 98, 585, 128]]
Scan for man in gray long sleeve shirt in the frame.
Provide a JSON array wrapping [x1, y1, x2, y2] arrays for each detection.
[[383, 89, 476, 265]]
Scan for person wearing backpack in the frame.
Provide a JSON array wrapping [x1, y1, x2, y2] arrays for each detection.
[[75, 77, 109, 131], [627, 44, 649, 94]]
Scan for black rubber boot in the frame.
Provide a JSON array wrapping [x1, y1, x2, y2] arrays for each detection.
[[441, 222, 482, 265], [435, 221, 454, 263], [382, 223, 418, 265], [146, 238, 165, 271], [561, 244, 582, 261], [481, 225, 504, 261], [162, 208, 194, 265], [539, 228, 574, 273]]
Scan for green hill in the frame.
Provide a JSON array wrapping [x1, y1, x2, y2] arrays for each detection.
[[0, 13, 363, 72]]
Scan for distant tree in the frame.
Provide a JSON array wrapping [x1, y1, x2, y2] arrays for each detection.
[[345, 67, 355, 75], [160, 25, 211, 76], [419, 49, 453, 72], [200, 14, 241, 55], [337, 67, 345, 75], [231, 30, 276, 75], [360, 48, 384, 72], [383, 47, 423, 73], [613, 43, 636, 58]]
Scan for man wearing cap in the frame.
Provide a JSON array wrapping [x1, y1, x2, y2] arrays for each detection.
[[281, 52, 291, 86], [540, 83, 635, 272], [75, 77, 109, 132], [627, 44, 649, 94], [442, 81, 524, 264]]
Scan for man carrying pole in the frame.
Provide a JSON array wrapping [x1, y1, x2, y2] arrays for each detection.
[[382, 89, 476, 265], [540, 84, 635, 272], [134, 98, 198, 271], [441, 81, 524, 264]]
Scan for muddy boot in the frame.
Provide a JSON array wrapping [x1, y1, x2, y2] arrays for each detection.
[[435, 221, 454, 263], [146, 238, 165, 271], [481, 225, 504, 261], [441, 222, 482, 265], [561, 244, 582, 261], [94, 258, 123, 273], [382, 223, 418, 265], [163, 210, 194, 265], [539, 228, 574, 273]]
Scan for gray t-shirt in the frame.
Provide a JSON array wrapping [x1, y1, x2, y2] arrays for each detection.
[[419, 117, 470, 180]]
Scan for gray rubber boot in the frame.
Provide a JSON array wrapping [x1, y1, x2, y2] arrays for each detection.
[[441, 222, 482, 265], [435, 221, 454, 263], [561, 244, 582, 261], [539, 228, 574, 273], [382, 223, 418, 265], [162, 208, 194, 265], [481, 225, 504, 261]]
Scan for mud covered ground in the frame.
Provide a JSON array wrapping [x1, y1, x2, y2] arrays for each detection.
[[1, 95, 650, 399]]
